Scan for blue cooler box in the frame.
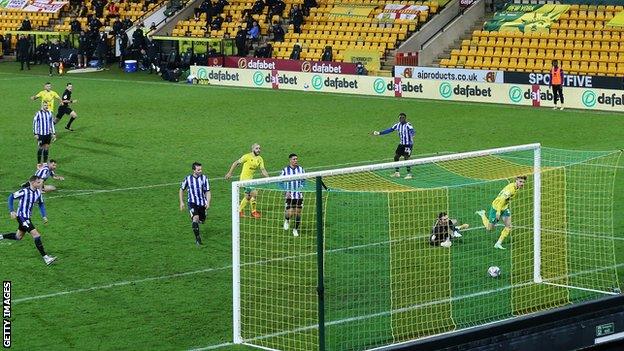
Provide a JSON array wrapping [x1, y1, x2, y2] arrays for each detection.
[[124, 60, 137, 73]]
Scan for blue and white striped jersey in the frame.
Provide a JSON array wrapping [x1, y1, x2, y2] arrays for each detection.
[[180, 174, 210, 206], [33, 110, 55, 135], [390, 122, 414, 145], [11, 187, 44, 219], [280, 165, 305, 199], [35, 165, 54, 181]]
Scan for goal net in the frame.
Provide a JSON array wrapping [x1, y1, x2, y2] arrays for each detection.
[[231, 144, 622, 351]]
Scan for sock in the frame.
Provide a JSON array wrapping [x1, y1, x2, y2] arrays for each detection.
[[0, 233, 17, 240], [295, 215, 301, 229], [480, 212, 489, 227], [66, 117, 76, 128], [250, 198, 257, 212], [34, 236, 46, 256], [43, 149, 49, 163], [49, 65, 53, 75], [394, 167, 399, 173], [497, 227, 511, 244], [406, 166, 411, 174], [192, 221, 200, 239], [37, 148, 43, 164], [239, 198, 248, 211]]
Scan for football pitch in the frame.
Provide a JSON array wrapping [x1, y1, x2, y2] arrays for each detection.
[[0, 62, 623, 351]]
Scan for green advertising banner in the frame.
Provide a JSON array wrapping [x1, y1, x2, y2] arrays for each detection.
[[483, 4, 570, 33]]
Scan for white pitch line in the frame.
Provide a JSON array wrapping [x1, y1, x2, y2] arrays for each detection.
[[0, 152, 452, 204]]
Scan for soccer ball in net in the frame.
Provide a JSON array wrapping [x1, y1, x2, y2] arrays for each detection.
[[488, 266, 501, 278]]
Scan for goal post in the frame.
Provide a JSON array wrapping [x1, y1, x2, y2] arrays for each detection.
[[231, 143, 622, 351]]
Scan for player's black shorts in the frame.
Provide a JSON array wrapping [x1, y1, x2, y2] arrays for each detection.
[[57, 105, 72, 118], [395, 144, 412, 157], [16, 216, 36, 233], [285, 198, 303, 209], [37, 134, 52, 145], [188, 203, 206, 223]]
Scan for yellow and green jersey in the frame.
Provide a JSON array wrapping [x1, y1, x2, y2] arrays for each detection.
[[35, 90, 61, 111], [239, 152, 265, 181], [491, 182, 519, 212]]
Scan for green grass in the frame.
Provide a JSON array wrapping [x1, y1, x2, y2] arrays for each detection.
[[0, 61, 623, 351]]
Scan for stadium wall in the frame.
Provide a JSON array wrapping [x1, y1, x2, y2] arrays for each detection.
[[418, 0, 486, 66], [189, 66, 624, 112]]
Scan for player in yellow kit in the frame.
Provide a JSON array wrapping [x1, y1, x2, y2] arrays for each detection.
[[31, 82, 61, 113], [225, 143, 270, 218], [476, 175, 527, 250]]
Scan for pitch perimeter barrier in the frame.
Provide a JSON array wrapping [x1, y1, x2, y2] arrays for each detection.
[[190, 66, 624, 112]]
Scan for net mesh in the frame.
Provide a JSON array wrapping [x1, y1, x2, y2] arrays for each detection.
[[235, 147, 622, 351]]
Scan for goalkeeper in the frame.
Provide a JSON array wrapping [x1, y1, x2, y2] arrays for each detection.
[[476, 175, 527, 250], [430, 212, 469, 248]]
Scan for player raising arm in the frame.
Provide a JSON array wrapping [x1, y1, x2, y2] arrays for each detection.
[[225, 143, 269, 218], [372, 112, 415, 179], [476, 176, 527, 250]]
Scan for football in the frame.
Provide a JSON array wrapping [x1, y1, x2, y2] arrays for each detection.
[[488, 266, 501, 278]]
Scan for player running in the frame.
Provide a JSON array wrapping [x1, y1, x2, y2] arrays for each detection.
[[372, 112, 415, 179], [225, 143, 269, 218], [55, 83, 79, 131], [476, 176, 527, 250], [31, 82, 61, 113], [0, 176, 57, 265]]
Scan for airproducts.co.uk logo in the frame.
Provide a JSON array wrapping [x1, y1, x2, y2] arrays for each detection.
[[253, 71, 264, 86], [311, 75, 323, 90], [373, 78, 386, 94], [508, 86, 523, 103], [439, 82, 452, 99], [582, 90, 597, 108]]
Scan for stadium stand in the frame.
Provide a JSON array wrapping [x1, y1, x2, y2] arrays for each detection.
[[171, 0, 444, 67], [439, 4, 624, 77]]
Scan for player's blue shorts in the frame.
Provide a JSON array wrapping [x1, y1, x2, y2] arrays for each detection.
[[488, 206, 510, 224]]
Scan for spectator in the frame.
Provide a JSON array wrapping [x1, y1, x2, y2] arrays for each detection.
[[17, 34, 31, 70], [303, 0, 317, 16], [20, 17, 32, 31], [122, 18, 133, 30], [70, 17, 82, 34], [243, 0, 264, 17], [271, 21, 284, 42], [112, 19, 123, 34], [289, 44, 301, 60], [254, 43, 272, 58], [107, 2, 120, 19], [36, 40, 50, 64], [210, 15, 224, 31], [248, 21, 260, 41], [47, 39, 61, 76], [78, 3, 88, 17], [321, 46, 332, 61], [268, 0, 285, 23], [146, 37, 160, 73], [89, 15, 103, 32], [94, 0, 106, 18], [290, 4, 304, 33], [116, 30, 129, 68], [133, 23, 145, 49], [225, 14, 233, 22], [213, 0, 229, 15], [235, 25, 248, 56], [356, 61, 367, 75], [95, 31, 108, 69], [197, 0, 212, 23]]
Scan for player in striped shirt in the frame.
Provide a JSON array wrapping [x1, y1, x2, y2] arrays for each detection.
[[179, 162, 211, 245], [21, 160, 65, 192], [280, 153, 305, 237], [476, 176, 527, 250], [31, 82, 61, 112], [373, 113, 415, 179], [33, 101, 56, 167], [0, 175, 57, 265]]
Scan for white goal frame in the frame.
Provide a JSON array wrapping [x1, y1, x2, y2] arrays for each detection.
[[231, 143, 543, 347]]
